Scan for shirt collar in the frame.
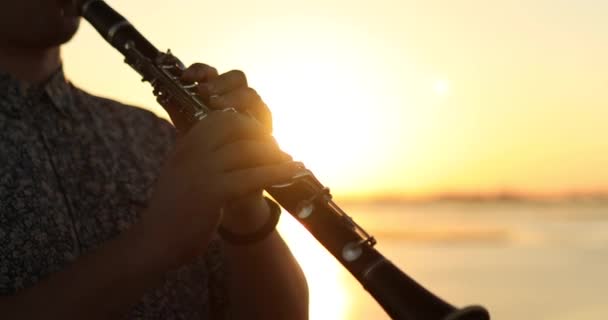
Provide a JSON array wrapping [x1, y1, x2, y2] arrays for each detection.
[[0, 67, 74, 117], [44, 68, 75, 116]]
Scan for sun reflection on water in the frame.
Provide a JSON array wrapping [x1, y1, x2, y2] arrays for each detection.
[[277, 212, 353, 320]]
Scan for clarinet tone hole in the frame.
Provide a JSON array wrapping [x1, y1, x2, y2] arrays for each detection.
[[296, 202, 314, 219], [342, 242, 363, 262]]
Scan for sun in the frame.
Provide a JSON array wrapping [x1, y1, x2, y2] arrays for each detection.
[[433, 78, 451, 96], [245, 46, 390, 194], [195, 17, 425, 198]]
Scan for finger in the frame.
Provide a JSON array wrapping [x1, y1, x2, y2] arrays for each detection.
[[220, 161, 305, 200], [251, 101, 272, 132], [184, 111, 271, 152], [180, 63, 219, 83], [207, 87, 258, 110], [212, 140, 292, 172], [207, 88, 273, 131], [198, 69, 247, 97]]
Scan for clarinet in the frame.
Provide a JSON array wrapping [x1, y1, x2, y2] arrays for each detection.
[[77, 1, 490, 319]]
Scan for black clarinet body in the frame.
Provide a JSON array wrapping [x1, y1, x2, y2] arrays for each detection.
[[78, 1, 490, 319]]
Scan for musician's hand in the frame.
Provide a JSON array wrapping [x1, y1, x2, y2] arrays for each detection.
[[181, 63, 273, 132], [179, 64, 280, 235], [142, 111, 300, 267]]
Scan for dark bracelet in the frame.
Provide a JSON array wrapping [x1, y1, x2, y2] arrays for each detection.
[[218, 197, 282, 245]]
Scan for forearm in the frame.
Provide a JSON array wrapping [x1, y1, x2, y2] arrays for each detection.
[[223, 201, 309, 320], [1, 222, 170, 320]]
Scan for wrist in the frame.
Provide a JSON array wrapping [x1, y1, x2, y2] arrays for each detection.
[[221, 195, 271, 234], [219, 197, 282, 245]]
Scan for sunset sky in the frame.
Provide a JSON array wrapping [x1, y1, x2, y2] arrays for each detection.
[[63, 0, 608, 199]]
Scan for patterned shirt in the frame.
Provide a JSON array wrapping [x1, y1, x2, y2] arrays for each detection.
[[0, 68, 227, 319]]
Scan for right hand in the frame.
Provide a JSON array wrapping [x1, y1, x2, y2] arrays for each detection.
[[138, 111, 301, 268]]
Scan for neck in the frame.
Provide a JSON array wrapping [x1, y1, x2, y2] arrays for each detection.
[[0, 46, 61, 84]]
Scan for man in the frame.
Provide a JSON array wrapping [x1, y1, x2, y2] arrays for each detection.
[[0, 0, 309, 319]]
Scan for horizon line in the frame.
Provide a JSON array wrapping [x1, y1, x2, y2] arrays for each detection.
[[334, 190, 608, 204]]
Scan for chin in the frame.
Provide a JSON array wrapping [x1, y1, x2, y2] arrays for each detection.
[[35, 17, 82, 48], [0, 1, 82, 49], [56, 17, 81, 44]]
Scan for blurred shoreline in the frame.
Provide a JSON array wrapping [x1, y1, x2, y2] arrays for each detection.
[[337, 191, 608, 206]]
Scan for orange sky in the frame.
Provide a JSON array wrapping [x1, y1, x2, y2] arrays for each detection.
[[63, 0, 608, 198]]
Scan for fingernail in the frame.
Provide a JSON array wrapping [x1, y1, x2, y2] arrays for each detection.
[[281, 152, 293, 161], [210, 95, 230, 109], [289, 161, 306, 169], [209, 94, 223, 103]]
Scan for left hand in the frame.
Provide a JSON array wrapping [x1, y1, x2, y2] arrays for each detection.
[[181, 63, 272, 132], [180, 63, 279, 234]]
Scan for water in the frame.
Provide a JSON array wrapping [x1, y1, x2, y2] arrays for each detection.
[[277, 200, 608, 320]]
